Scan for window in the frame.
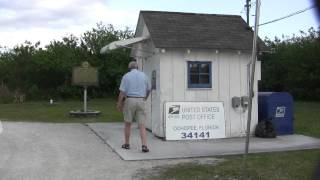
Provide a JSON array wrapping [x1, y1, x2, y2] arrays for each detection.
[[187, 61, 212, 88]]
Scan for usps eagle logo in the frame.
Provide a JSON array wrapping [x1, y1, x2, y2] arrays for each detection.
[[169, 105, 180, 114], [275, 106, 286, 118]]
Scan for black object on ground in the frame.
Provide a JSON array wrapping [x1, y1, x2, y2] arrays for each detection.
[[255, 120, 277, 138]]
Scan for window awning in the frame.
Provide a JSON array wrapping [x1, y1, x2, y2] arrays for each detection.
[[100, 36, 150, 54]]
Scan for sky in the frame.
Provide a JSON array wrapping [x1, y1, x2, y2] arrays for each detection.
[[0, 0, 319, 49]]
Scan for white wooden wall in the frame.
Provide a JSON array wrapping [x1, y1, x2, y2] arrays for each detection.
[[155, 49, 260, 138], [141, 54, 160, 132]]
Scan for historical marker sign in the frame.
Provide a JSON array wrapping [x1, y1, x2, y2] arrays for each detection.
[[72, 61, 98, 86]]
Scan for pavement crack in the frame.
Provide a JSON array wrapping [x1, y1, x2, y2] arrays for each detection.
[[82, 123, 116, 153]]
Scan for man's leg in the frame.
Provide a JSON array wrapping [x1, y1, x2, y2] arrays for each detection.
[[124, 122, 131, 144], [136, 99, 149, 152], [123, 98, 132, 145], [138, 123, 147, 146]]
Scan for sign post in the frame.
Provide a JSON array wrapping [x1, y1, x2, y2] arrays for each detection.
[[83, 86, 87, 112], [70, 61, 100, 116]]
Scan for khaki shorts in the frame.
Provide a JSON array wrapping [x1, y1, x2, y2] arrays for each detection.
[[123, 98, 146, 124]]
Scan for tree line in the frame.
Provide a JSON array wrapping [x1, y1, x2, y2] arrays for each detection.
[[0, 23, 133, 103], [259, 27, 320, 101], [0, 24, 319, 103]]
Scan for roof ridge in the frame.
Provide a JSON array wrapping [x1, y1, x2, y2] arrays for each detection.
[[140, 10, 241, 18]]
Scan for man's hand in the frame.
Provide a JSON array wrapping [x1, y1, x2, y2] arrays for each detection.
[[117, 91, 126, 112], [143, 89, 150, 101], [116, 101, 123, 112]]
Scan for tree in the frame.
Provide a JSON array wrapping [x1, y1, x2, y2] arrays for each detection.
[[81, 23, 133, 96], [260, 27, 320, 100], [0, 23, 134, 100]]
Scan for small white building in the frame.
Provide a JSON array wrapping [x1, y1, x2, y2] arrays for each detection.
[[103, 11, 267, 140]]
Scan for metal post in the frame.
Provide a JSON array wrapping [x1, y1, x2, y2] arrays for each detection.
[[244, 0, 261, 156], [246, 0, 251, 25], [83, 86, 87, 112]]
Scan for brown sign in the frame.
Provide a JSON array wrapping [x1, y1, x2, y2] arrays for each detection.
[[72, 62, 98, 86]]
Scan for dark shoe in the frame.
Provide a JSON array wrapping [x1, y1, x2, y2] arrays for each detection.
[[121, 144, 130, 149], [142, 145, 149, 153]]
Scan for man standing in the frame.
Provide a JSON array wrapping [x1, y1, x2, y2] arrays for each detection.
[[117, 61, 151, 153]]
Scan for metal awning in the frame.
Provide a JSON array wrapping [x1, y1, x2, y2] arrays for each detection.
[[100, 36, 149, 54]]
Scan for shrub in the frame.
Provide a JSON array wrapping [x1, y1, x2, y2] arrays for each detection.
[[0, 85, 13, 104]]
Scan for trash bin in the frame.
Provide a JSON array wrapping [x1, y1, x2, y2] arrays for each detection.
[[258, 92, 294, 135]]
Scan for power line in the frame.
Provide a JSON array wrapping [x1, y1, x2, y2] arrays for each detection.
[[259, 5, 316, 26]]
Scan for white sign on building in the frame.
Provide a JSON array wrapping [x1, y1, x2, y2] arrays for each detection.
[[165, 102, 226, 140]]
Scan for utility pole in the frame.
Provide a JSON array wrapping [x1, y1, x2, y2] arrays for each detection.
[[245, 0, 251, 25], [244, 0, 260, 156]]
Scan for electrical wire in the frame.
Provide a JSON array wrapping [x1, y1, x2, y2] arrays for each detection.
[[259, 5, 316, 26]]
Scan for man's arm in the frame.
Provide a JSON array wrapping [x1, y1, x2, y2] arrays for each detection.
[[144, 74, 151, 101], [144, 89, 150, 101], [117, 91, 126, 112], [117, 75, 127, 111]]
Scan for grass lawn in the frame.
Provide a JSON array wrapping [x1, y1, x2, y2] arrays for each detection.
[[0, 98, 123, 123], [294, 101, 320, 138], [0, 100, 319, 179], [147, 149, 320, 180]]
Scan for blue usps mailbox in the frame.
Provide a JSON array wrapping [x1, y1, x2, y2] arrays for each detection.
[[258, 92, 294, 135]]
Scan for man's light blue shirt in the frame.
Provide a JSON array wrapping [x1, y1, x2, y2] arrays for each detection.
[[119, 69, 151, 97]]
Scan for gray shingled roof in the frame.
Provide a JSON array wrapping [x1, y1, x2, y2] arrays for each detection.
[[139, 11, 267, 51]]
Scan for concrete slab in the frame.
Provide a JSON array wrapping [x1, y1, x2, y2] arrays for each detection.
[[0, 122, 222, 180], [87, 122, 320, 161]]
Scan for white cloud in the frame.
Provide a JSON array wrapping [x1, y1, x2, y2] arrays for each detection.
[[0, 0, 138, 47], [86, 2, 138, 28]]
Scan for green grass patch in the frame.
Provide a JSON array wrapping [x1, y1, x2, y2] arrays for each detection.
[[294, 101, 320, 138], [150, 149, 320, 180], [0, 98, 122, 123]]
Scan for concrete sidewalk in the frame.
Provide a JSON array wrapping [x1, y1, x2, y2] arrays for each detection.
[[87, 122, 320, 161], [0, 122, 221, 180]]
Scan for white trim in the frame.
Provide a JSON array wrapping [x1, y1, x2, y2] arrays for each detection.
[[100, 36, 150, 54]]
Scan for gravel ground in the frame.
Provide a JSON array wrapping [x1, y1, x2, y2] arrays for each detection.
[[0, 122, 220, 180]]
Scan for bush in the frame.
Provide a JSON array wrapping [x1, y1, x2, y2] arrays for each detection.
[[27, 84, 41, 100], [57, 85, 82, 100], [0, 85, 14, 104]]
